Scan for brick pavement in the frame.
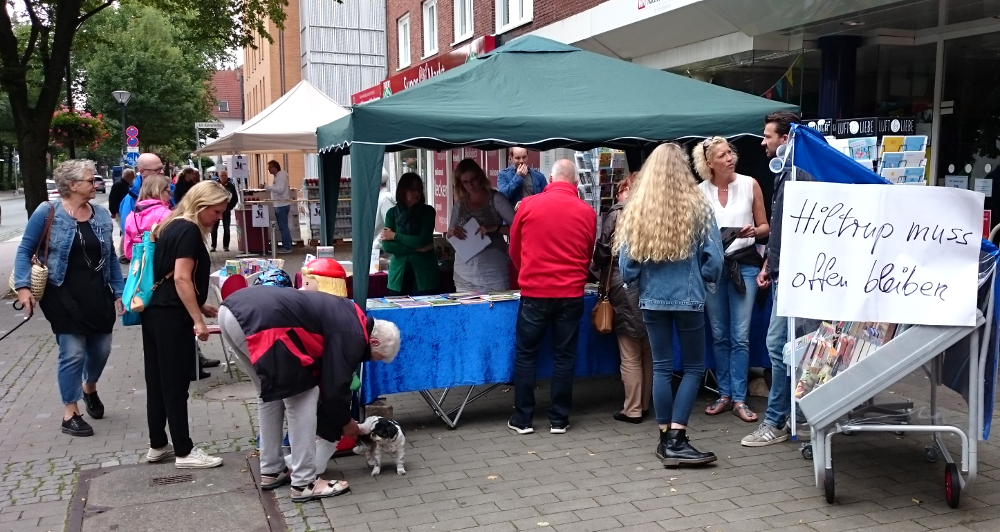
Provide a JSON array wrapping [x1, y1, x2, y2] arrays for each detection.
[[1, 255, 1000, 530]]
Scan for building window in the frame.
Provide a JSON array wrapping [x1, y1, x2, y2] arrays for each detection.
[[218, 101, 229, 112], [398, 14, 411, 68], [454, 0, 473, 44], [496, 0, 532, 34], [422, 0, 438, 57]]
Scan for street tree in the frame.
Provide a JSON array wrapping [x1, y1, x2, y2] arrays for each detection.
[[0, 0, 287, 214]]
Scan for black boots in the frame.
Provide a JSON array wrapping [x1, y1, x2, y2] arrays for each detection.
[[656, 428, 716, 467]]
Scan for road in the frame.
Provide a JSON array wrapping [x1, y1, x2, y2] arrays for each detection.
[[0, 191, 110, 294]]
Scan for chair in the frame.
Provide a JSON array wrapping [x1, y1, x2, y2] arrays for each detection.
[[201, 275, 250, 378]]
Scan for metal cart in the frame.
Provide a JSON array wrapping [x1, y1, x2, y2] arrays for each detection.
[[797, 252, 998, 508]]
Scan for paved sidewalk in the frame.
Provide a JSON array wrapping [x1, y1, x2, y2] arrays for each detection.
[[1, 250, 1000, 531]]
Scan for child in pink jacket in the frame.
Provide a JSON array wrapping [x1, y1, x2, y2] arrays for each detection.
[[123, 175, 173, 260]]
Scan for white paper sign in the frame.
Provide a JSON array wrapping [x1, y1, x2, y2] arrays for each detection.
[[230, 155, 249, 188], [446, 217, 491, 263], [252, 204, 270, 228], [945, 175, 969, 189], [309, 202, 321, 224], [777, 181, 983, 326], [975, 178, 993, 197]]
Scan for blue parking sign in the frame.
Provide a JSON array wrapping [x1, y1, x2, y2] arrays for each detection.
[[125, 152, 139, 166]]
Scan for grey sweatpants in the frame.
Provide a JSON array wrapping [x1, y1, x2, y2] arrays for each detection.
[[219, 306, 319, 487]]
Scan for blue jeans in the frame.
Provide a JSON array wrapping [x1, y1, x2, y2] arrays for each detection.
[[644, 310, 705, 427], [55, 333, 112, 404], [274, 205, 292, 250], [512, 297, 584, 427], [705, 263, 759, 402], [764, 285, 790, 428]]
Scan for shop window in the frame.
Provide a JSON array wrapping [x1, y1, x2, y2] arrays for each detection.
[[218, 101, 229, 113], [398, 14, 411, 69], [423, 0, 438, 57], [496, 0, 532, 34], [454, 0, 474, 44]]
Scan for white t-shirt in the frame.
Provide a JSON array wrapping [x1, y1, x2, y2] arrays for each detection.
[[698, 173, 755, 253]]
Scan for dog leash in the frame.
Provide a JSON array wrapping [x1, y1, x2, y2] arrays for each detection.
[[0, 301, 33, 343]]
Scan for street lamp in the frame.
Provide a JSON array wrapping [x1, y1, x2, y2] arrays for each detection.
[[111, 90, 131, 162]]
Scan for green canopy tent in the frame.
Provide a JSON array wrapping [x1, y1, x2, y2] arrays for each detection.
[[316, 36, 797, 307]]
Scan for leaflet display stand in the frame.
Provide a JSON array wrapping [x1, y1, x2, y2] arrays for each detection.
[[781, 124, 1000, 508]]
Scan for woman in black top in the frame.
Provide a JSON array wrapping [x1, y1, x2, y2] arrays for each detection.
[[142, 181, 231, 469], [13, 160, 124, 438], [172, 167, 200, 206]]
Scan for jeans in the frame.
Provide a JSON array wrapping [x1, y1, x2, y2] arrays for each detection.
[[55, 333, 112, 404], [644, 310, 705, 427], [211, 210, 232, 249], [274, 206, 292, 250], [512, 297, 584, 427], [764, 285, 790, 428], [705, 263, 760, 402]]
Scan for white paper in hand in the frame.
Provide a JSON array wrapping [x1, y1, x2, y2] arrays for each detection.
[[447, 217, 491, 263]]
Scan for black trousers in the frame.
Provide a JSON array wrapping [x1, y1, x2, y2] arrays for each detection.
[[211, 210, 232, 249], [141, 307, 197, 457]]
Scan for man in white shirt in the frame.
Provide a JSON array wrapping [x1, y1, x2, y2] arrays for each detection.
[[266, 160, 293, 253], [372, 168, 396, 250]]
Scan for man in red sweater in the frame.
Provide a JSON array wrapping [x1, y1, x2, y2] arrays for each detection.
[[508, 159, 597, 435]]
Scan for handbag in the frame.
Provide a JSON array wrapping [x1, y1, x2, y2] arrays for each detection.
[[121, 230, 172, 326], [8, 203, 55, 301], [591, 263, 614, 335]]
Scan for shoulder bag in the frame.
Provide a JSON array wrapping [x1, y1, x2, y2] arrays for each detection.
[[121, 228, 173, 326], [590, 262, 614, 335], [8, 202, 55, 301]]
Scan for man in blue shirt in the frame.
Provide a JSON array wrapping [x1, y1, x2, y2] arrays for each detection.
[[498, 147, 547, 208]]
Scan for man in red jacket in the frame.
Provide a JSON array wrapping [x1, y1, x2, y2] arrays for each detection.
[[508, 159, 596, 435]]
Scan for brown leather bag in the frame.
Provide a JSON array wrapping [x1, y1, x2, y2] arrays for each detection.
[[591, 264, 614, 335]]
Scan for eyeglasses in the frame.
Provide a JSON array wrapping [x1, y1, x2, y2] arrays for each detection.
[[141, 166, 165, 174], [76, 178, 95, 185]]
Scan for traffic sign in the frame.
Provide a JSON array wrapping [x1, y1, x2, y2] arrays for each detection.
[[126, 136, 139, 147], [125, 152, 139, 166], [125, 126, 138, 137], [126, 146, 139, 153], [195, 121, 224, 129]]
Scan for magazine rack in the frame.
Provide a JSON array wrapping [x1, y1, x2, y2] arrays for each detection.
[[783, 124, 1000, 508]]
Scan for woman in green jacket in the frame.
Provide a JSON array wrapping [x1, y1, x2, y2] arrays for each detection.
[[380, 172, 439, 296]]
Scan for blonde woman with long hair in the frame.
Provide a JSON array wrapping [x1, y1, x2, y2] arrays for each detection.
[[616, 143, 724, 467], [692, 137, 769, 423], [142, 180, 230, 469]]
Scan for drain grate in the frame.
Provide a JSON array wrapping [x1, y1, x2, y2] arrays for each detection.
[[149, 473, 195, 486]]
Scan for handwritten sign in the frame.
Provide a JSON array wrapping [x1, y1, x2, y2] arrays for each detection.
[[777, 181, 983, 326], [252, 204, 270, 228]]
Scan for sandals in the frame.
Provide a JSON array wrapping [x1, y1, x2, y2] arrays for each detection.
[[291, 479, 350, 502], [705, 397, 732, 416], [260, 468, 290, 491], [733, 403, 758, 422]]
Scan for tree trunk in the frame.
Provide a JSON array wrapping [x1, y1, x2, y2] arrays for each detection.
[[18, 123, 50, 213]]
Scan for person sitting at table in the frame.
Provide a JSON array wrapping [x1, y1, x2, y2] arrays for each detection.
[[218, 285, 401, 502], [447, 158, 515, 293], [381, 172, 439, 296]]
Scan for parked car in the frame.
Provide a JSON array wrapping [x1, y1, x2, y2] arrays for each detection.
[[46, 180, 60, 201], [94, 176, 106, 193]]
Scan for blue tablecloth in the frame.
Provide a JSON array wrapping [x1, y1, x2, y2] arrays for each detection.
[[363, 294, 774, 404]]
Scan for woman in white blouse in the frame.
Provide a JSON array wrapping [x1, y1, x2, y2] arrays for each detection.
[[447, 159, 516, 292], [693, 137, 769, 423]]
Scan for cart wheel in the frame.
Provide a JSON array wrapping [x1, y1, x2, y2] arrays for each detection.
[[842, 429, 853, 436], [895, 421, 908, 436], [801, 443, 813, 460], [824, 468, 835, 503], [924, 445, 939, 463], [945, 463, 960, 508]]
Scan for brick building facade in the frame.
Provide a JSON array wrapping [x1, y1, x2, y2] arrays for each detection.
[[386, 0, 603, 73]]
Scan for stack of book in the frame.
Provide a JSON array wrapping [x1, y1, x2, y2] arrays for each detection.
[[794, 321, 898, 399], [878, 135, 928, 185], [365, 291, 523, 309]]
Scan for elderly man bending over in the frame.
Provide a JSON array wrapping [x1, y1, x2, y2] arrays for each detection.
[[219, 286, 400, 502]]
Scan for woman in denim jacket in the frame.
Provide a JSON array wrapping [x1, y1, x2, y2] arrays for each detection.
[[14, 160, 124, 438], [616, 143, 724, 467]]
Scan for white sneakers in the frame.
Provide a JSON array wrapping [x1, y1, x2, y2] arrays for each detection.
[[147, 443, 223, 469], [175, 447, 224, 469], [146, 443, 175, 463]]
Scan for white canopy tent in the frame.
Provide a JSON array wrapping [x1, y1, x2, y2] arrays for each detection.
[[195, 80, 350, 155]]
